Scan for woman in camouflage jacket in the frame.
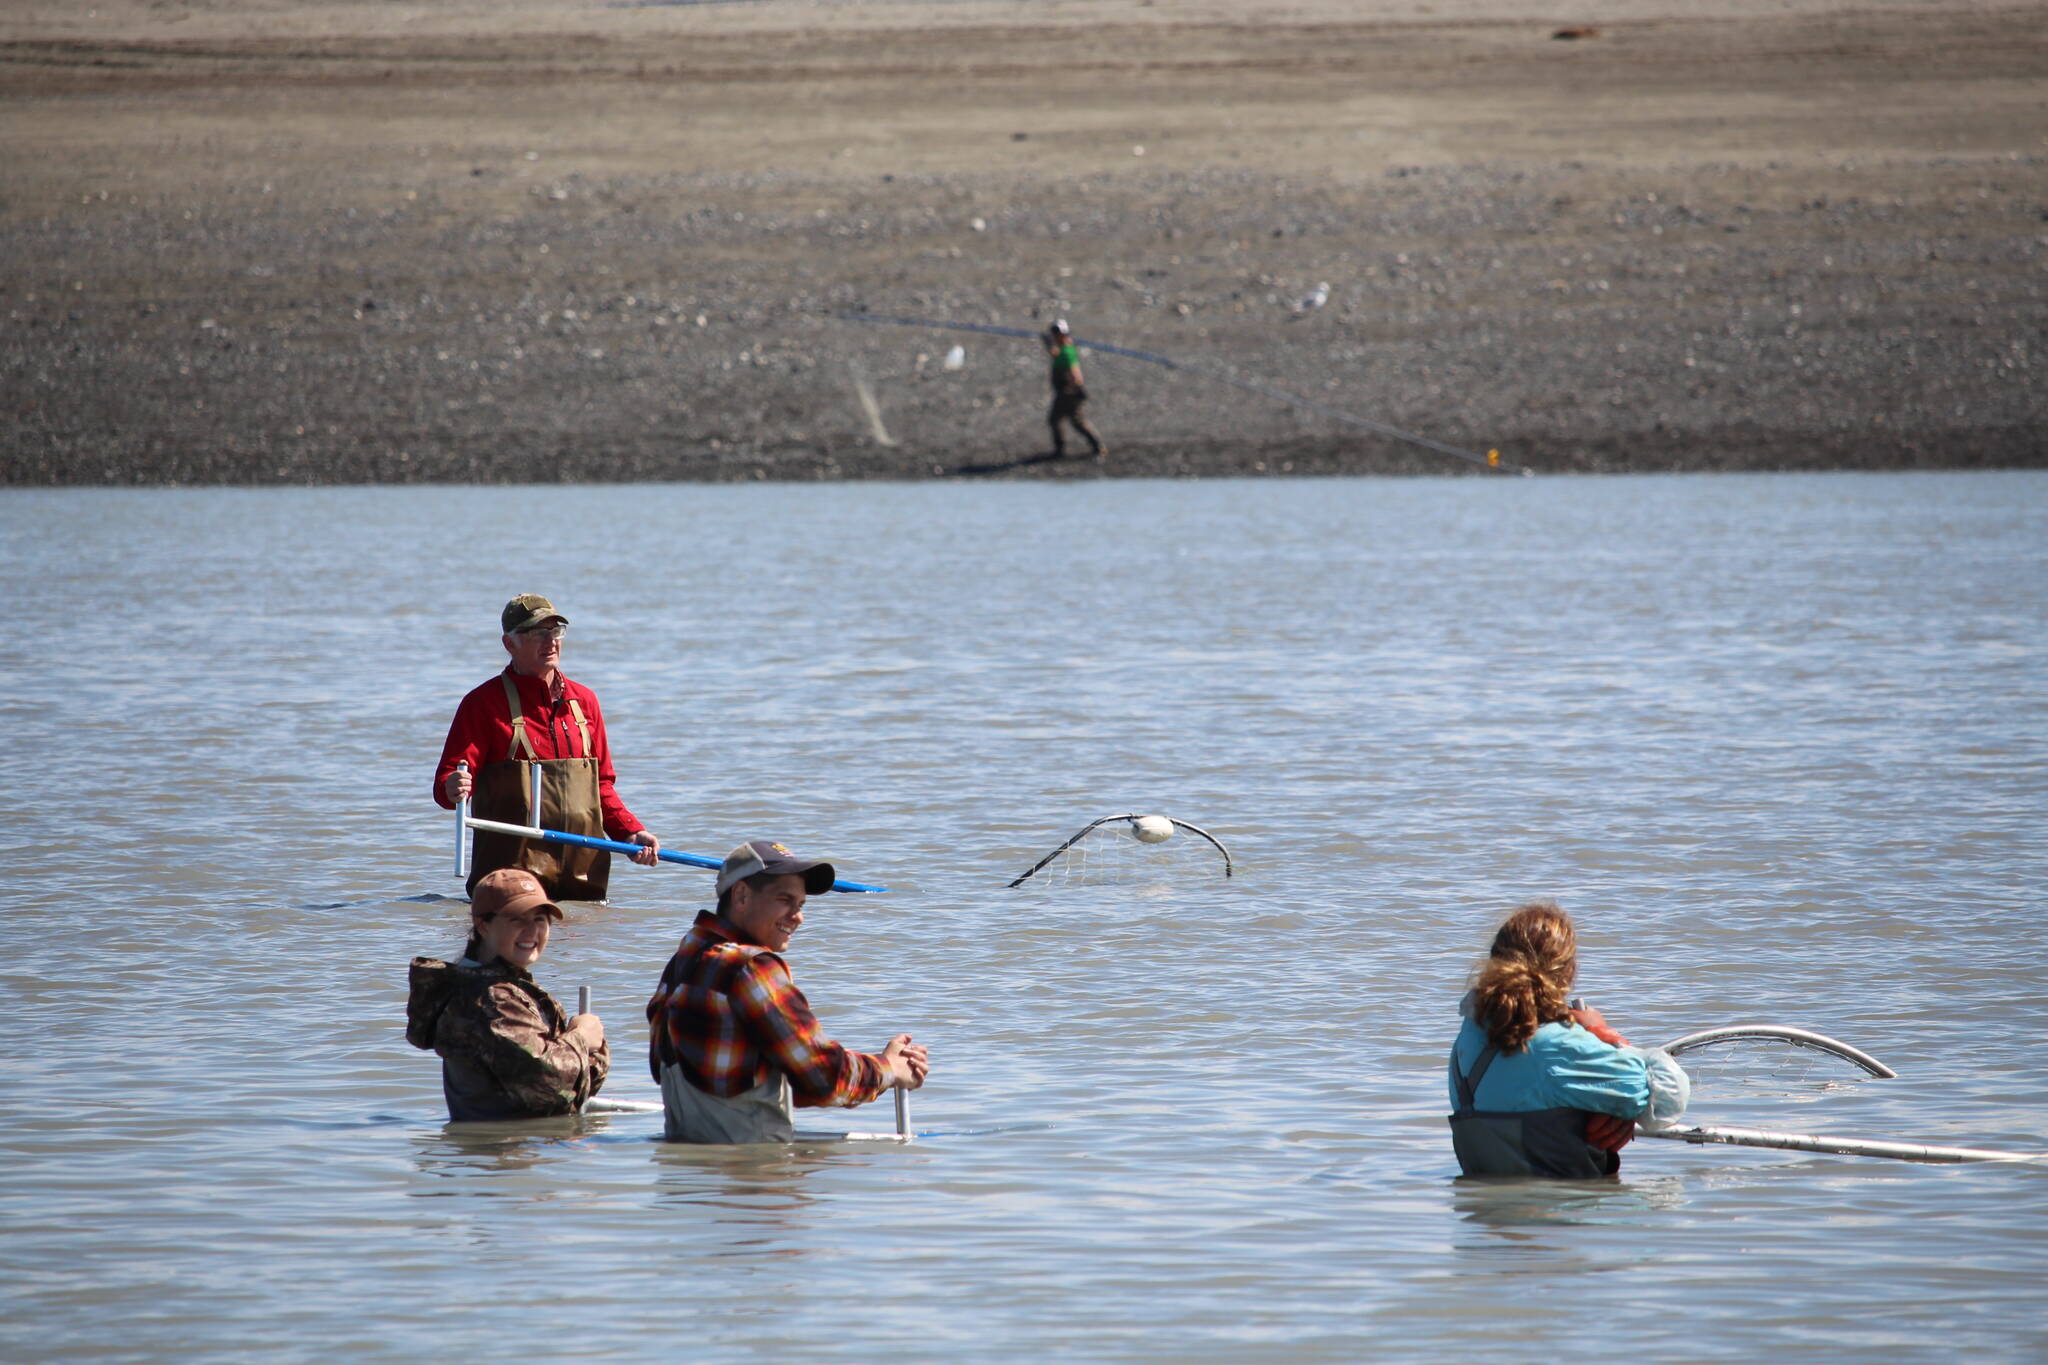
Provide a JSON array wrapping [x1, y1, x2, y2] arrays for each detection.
[[406, 867, 609, 1120]]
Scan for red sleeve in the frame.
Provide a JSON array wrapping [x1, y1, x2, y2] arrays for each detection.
[[433, 680, 504, 810], [579, 688, 643, 838]]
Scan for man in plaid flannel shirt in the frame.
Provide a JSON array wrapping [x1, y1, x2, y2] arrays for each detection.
[[645, 839, 929, 1143]]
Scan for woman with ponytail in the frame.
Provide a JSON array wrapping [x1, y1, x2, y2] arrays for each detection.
[[1448, 901, 1688, 1178]]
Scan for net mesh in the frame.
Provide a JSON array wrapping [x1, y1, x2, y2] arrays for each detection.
[[1669, 1035, 1881, 1106], [1011, 817, 1231, 888]]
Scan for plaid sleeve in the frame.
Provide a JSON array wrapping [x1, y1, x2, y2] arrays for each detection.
[[729, 954, 888, 1110]]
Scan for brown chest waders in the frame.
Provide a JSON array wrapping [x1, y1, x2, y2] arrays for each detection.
[[467, 675, 610, 900]]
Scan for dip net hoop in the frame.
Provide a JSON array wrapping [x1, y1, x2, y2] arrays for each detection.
[[1641, 1026, 2044, 1163], [1660, 1024, 1896, 1104], [1006, 814, 1235, 889]]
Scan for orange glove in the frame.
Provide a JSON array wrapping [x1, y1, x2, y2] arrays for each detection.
[[1569, 1003, 1629, 1048], [1586, 1113, 1636, 1151]]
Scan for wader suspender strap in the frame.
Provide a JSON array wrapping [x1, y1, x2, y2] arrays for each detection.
[[1454, 1043, 1502, 1113], [500, 675, 539, 762], [566, 698, 592, 756]]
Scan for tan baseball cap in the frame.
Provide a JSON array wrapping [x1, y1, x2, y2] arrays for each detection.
[[470, 867, 563, 922]]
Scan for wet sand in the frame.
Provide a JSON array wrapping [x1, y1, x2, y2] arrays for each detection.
[[3, 0, 2043, 483]]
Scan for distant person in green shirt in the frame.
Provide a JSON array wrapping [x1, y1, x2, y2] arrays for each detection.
[[1043, 319, 1106, 459]]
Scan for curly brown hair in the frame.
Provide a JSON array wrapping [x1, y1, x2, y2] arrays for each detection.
[[1470, 900, 1578, 1052]]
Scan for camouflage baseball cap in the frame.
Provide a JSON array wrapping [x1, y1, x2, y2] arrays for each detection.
[[501, 594, 568, 634]]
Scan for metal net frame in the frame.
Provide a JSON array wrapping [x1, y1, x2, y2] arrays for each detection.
[[1661, 1024, 1895, 1105], [1006, 814, 1234, 889]]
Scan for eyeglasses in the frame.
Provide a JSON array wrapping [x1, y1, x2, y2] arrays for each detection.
[[514, 624, 567, 641]]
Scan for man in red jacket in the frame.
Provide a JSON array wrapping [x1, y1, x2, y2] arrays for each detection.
[[434, 593, 660, 900]]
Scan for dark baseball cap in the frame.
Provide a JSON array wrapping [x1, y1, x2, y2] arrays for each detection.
[[501, 594, 568, 634], [715, 839, 837, 897]]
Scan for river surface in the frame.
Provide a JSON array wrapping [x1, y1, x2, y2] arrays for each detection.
[[4, 472, 2045, 1362]]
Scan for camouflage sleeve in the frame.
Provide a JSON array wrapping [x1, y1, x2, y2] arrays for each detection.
[[477, 982, 607, 1114]]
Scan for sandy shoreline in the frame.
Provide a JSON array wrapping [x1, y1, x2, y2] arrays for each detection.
[[3, 0, 2043, 483]]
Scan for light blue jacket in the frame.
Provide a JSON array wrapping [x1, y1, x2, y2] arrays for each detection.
[[1448, 1010, 1689, 1124]]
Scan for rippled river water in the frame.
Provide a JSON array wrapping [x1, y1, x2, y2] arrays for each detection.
[[4, 472, 2045, 1362]]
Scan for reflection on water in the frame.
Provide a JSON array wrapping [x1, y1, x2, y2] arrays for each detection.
[[1452, 1173, 1692, 1238], [648, 1142, 839, 1239], [412, 1119, 595, 1181], [3, 473, 2046, 1362]]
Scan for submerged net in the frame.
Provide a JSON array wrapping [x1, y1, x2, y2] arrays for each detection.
[[1662, 1026, 1895, 1106], [1007, 814, 1234, 889]]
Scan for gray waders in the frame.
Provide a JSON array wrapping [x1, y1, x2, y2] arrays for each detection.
[[1449, 1041, 1620, 1179], [466, 675, 610, 901], [658, 1065, 796, 1145]]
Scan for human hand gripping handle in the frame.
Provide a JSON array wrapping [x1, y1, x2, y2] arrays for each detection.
[[881, 1034, 929, 1091], [570, 985, 603, 1045], [628, 830, 662, 867]]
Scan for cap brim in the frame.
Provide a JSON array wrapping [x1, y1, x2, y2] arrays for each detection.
[[719, 844, 839, 897], [475, 891, 563, 920]]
